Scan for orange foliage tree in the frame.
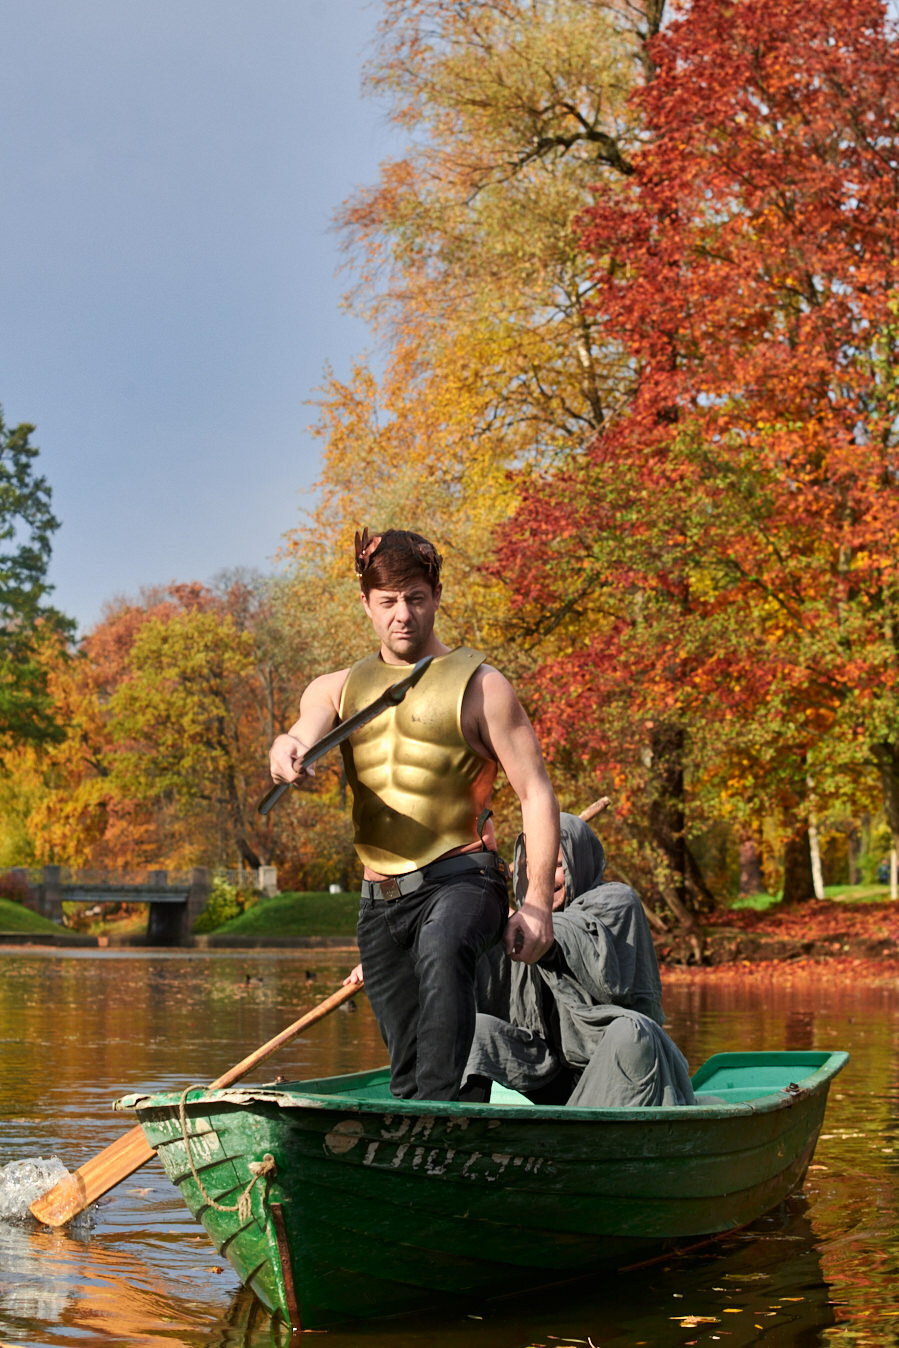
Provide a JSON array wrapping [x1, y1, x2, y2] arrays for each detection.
[[5, 577, 353, 881]]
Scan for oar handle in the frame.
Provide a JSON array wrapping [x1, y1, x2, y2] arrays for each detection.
[[579, 797, 611, 822]]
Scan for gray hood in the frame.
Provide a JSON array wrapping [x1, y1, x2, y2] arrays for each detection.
[[512, 811, 663, 1026]]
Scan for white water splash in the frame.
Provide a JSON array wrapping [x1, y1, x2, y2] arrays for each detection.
[[0, 1157, 70, 1220]]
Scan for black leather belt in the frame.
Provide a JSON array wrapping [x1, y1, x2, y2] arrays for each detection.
[[361, 851, 507, 902]]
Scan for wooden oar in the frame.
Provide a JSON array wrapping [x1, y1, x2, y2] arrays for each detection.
[[29, 979, 363, 1228], [579, 797, 611, 822]]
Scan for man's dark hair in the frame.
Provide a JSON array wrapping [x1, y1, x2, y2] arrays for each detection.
[[354, 528, 443, 596]]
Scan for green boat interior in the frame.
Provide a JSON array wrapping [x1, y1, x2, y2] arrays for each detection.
[[116, 1049, 849, 1120], [222, 1049, 848, 1112], [689, 1050, 848, 1103]]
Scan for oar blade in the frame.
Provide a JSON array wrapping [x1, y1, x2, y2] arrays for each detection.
[[29, 1124, 155, 1227], [28, 979, 364, 1227]]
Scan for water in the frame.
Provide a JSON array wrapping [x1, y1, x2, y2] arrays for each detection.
[[1, 948, 896, 1347]]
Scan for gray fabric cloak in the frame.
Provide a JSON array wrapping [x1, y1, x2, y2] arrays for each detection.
[[465, 813, 696, 1108]]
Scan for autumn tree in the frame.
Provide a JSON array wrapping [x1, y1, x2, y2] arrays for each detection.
[[288, 0, 667, 854], [2, 601, 156, 868], [500, 0, 899, 906], [298, 0, 668, 561], [0, 572, 359, 887]]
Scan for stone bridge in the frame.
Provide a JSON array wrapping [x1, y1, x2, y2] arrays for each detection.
[[34, 866, 212, 945]]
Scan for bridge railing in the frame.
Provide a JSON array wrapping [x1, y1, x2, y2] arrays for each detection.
[[21, 866, 250, 888]]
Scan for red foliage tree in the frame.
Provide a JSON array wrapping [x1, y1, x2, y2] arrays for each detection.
[[499, 0, 899, 910]]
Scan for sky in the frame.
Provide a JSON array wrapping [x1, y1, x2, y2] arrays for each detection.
[[0, 0, 401, 635]]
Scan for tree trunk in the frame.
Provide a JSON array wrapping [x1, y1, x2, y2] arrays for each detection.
[[646, 721, 702, 958], [807, 816, 825, 900], [738, 836, 765, 896], [847, 822, 861, 886], [871, 741, 899, 901], [806, 778, 825, 900], [237, 836, 262, 871], [782, 828, 815, 904]]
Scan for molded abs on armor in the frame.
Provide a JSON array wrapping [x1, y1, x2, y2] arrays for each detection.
[[339, 646, 497, 874]]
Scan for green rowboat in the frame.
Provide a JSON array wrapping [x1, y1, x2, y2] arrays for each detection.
[[116, 1048, 847, 1331]]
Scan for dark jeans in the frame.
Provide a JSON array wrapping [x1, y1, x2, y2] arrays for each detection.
[[357, 867, 508, 1100]]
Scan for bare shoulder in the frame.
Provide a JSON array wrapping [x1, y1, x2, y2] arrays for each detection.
[[301, 667, 350, 716], [475, 663, 530, 711], [463, 662, 534, 759]]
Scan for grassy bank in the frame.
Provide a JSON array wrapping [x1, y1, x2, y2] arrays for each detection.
[[731, 881, 893, 911], [207, 891, 360, 940], [0, 898, 68, 934]]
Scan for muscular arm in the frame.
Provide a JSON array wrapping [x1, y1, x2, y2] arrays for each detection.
[[468, 667, 560, 964], [269, 669, 347, 784]]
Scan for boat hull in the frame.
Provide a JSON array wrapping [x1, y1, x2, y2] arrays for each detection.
[[117, 1049, 847, 1329]]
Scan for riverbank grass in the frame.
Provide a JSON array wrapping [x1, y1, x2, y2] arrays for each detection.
[[0, 898, 65, 933], [204, 890, 360, 939], [732, 881, 892, 912]]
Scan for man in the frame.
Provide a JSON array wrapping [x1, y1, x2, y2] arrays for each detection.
[[269, 528, 560, 1100], [462, 811, 696, 1107]]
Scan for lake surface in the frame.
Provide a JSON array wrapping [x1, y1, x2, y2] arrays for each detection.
[[0, 948, 896, 1347]]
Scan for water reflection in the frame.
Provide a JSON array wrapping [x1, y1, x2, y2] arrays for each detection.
[[2, 951, 898, 1346], [0, 1216, 241, 1347]]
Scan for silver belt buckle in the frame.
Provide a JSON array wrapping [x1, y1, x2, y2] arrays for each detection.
[[379, 878, 402, 901]]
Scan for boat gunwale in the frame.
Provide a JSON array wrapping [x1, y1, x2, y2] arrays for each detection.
[[115, 1049, 849, 1124]]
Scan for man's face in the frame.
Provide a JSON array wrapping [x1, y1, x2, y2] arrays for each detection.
[[361, 581, 442, 664]]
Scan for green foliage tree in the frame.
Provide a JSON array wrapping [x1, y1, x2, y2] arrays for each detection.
[[0, 409, 72, 745]]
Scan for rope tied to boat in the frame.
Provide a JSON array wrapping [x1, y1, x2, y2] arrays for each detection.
[[178, 1087, 276, 1223]]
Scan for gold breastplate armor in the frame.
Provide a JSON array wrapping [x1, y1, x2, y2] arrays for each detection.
[[339, 646, 497, 874]]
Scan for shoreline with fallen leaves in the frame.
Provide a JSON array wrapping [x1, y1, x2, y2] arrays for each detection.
[[657, 896, 899, 978]]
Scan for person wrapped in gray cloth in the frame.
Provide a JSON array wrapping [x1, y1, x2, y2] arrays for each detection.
[[462, 811, 696, 1108]]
